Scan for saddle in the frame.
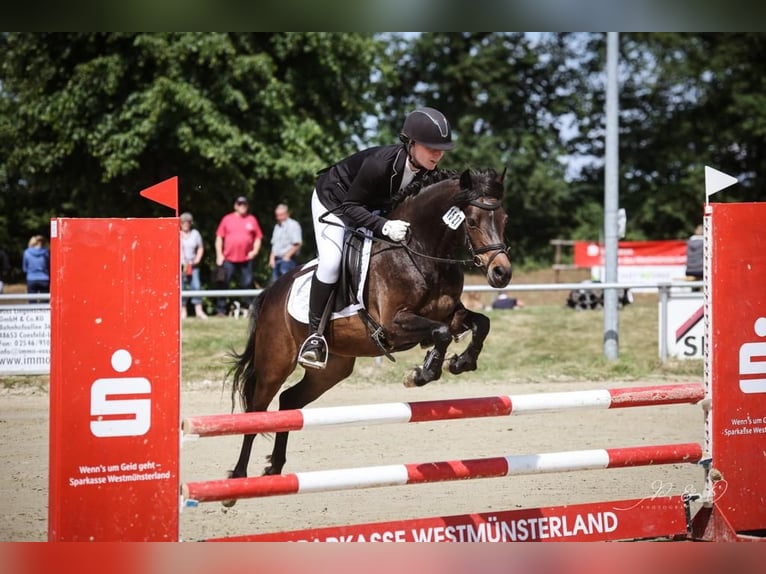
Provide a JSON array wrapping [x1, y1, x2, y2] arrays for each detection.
[[286, 228, 394, 359], [287, 228, 372, 323]]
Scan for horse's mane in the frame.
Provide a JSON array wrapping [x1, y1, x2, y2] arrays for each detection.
[[392, 168, 503, 211]]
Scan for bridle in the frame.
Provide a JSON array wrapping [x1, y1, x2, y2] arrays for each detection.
[[463, 198, 508, 268]]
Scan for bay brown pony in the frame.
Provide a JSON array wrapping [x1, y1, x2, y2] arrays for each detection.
[[225, 168, 512, 497]]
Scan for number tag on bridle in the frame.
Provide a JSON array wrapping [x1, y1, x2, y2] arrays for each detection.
[[442, 206, 465, 230]]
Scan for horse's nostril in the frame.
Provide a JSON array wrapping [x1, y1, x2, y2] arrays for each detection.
[[490, 265, 512, 287]]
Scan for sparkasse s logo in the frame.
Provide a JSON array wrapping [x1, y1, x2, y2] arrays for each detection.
[[739, 317, 766, 394], [90, 349, 151, 437]]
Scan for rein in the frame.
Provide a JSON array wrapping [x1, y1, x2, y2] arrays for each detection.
[[318, 193, 508, 268]]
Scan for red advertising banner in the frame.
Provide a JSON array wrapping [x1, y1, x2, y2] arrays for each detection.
[[215, 497, 689, 542], [48, 218, 180, 541], [574, 240, 687, 267], [707, 203, 766, 534]]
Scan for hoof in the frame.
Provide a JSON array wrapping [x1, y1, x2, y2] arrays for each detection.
[[447, 354, 460, 374], [403, 367, 434, 388], [403, 367, 421, 388], [221, 470, 238, 507], [448, 353, 478, 375]]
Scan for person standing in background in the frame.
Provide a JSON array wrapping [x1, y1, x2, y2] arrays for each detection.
[[214, 196, 263, 316], [268, 203, 302, 285], [685, 224, 704, 281], [180, 212, 208, 320], [22, 235, 50, 303]]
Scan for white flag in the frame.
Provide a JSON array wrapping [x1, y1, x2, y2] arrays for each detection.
[[705, 166, 738, 197]]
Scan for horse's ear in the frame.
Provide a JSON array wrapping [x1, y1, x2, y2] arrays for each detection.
[[460, 169, 473, 190], [499, 167, 507, 184]]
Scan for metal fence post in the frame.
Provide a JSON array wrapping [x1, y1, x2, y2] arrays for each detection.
[[658, 283, 670, 363]]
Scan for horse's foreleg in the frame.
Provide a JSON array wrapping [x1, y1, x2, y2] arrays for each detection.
[[448, 307, 490, 375], [396, 317, 452, 388]]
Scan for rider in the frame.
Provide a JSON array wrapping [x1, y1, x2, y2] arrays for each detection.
[[298, 106, 455, 368]]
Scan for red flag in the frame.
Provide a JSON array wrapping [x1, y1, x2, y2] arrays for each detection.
[[139, 176, 178, 214]]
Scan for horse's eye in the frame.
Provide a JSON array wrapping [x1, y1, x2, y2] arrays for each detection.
[[466, 217, 478, 228]]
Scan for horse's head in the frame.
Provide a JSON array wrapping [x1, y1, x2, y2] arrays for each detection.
[[455, 169, 512, 288]]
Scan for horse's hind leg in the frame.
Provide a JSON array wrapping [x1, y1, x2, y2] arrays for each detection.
[[229, 348, 297, 480], [448, 307, 490, 375], [228, 372, 285, 482], [265, 354, 355, 475], [229, 434, 257, 479]]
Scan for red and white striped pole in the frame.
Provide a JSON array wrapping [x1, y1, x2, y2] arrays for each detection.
[[182, 383, 703, 438], [182, 442, 702, 504]]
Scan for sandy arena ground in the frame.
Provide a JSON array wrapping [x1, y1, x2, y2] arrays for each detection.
[[0, 374, 706, 542]]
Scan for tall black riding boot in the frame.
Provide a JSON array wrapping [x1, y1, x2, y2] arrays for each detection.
[[298, 275, 335, 368]]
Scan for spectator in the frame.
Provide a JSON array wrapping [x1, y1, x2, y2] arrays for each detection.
[[685, 224, 704, 281], [214, 196, 263, 316], [491, 293, 525, 310], [179, 212, 208, 320], [22, 235, 50, 303], [268, 203, 302, 285], [0, 247, 10, 293]]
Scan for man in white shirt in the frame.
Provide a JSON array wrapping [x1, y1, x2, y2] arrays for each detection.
[[268, 203, 302, 285]]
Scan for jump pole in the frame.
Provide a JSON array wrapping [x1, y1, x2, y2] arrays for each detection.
[[182, 383, 704, 437], [183, 443, 702, 503]]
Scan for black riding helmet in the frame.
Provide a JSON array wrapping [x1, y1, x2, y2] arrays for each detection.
[[399, 107, 454, 150]]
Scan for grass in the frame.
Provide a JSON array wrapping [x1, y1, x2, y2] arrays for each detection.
[[182, 300, 703, 387], [129, 300, 704, 387], [2, 284, 703, 391]]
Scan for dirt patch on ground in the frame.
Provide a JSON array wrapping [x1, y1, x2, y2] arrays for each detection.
[[1, 376, 703, 541]]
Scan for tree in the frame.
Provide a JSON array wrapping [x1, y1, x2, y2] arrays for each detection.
[[0, 32, 382, 283]]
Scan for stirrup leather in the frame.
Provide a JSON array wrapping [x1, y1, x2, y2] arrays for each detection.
[[298, 333, 328, 369]]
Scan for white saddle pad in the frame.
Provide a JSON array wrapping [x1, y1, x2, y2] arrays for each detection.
[[287, 229, 374, 324]]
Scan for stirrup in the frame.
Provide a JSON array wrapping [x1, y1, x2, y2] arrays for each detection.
[[298, 333, 328, 369]]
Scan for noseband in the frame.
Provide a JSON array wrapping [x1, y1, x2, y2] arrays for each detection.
[[464, 198, 508, 268]]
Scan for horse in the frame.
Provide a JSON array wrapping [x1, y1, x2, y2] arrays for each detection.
[[224, 168, 512, 499]]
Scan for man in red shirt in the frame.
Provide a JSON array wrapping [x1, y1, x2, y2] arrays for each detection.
[[214, 196, 263, 316]]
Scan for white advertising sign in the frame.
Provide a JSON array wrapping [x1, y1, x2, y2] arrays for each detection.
[[660, 293, 704, 360], [0, 305, 50, 374]]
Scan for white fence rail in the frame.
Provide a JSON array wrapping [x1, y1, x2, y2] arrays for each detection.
[[0, 280, 703, 302]]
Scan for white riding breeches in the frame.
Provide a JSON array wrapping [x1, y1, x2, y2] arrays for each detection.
[[311, 190, 345, 284]]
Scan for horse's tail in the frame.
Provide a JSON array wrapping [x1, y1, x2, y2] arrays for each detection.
[[227, 291, 266, 412]]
